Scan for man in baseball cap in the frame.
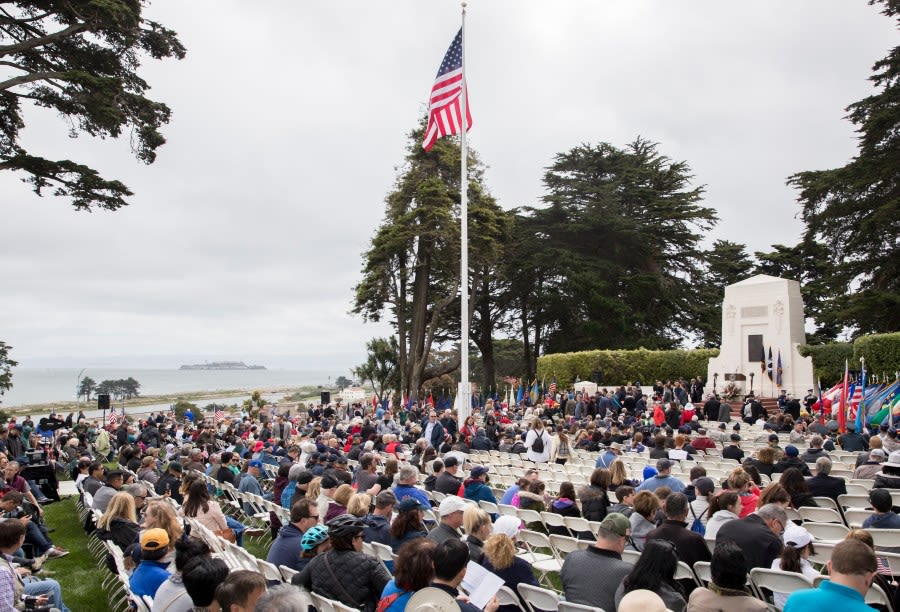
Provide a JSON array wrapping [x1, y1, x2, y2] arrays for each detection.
[[560, 513, 632, 612], [130, 528, 171, 599], [427, 496, 468, 546]]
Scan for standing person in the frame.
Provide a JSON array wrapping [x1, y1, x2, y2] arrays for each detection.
[[524, 418, 551, 463], [784, 538, 877, 612], [553, 427, 571, 465]]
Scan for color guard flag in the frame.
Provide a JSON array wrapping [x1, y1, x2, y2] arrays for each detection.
[[422, 28, 472, 151]]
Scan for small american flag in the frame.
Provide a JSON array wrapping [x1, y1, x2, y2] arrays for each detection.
[[422, 28, 471, 151], [214, 408, 225, 423], [107, 412, 119, 426], [549, 380, 558, 396]]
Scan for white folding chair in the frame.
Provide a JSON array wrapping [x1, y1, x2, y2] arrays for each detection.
[[869, 529, 900, 549], [803, 521, 850, 542], [516, 529, 562, 588], [693, 561, 712, 585], [843, 508, 873, 528], [540, 511, 571, 536], [866, 582, 895, 612], [798, 506, 845, 525], [517, 583, 561, 612], [495, 585, 526, 611], [621, 549, 641, 565], [558, 602, 605, 612], [256, 558, 284, 583], [749, 567, 815, 609]]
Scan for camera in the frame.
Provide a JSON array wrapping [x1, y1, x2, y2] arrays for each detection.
[[23, 596, 51, 611]]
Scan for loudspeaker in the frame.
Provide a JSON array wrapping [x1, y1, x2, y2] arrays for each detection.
[[98, 394, 111, 411], [320, 391, 331, 405]]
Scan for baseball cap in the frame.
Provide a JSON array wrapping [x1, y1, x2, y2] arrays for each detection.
[[247, 459, 264, 469], [599, 512, 630, 537], [694, 477, 715, 496], [870, 448, 887, 460], [768, 434, 779, 442], [438, 496, 469, 516], [397, 497, 428, 513], [253, 441, 264, 452], [656, 458, 674, 471], [786, 530, 813, 548], [470, 465, 490, 479], [784, 445, 799, 457], [492, 515, 522, 538], [140, 528, 170, 551]]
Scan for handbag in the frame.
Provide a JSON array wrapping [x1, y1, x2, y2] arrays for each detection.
[[214, 527, 236, 543]]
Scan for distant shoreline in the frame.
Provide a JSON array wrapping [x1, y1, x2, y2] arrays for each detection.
[[1, 385, 323, 415]]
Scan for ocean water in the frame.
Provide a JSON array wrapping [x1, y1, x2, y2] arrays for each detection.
[[1, 368, 338, 407]]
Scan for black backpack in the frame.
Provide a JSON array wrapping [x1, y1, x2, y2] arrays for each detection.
[[531, 431, 545, 454]]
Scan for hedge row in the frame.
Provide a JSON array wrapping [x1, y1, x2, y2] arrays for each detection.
[[854, 332, 900, 379], [798, 343, 854, 384], [537, 348, 720, 388]]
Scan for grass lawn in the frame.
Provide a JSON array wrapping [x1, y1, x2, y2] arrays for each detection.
[[42, 497, 110, 612]]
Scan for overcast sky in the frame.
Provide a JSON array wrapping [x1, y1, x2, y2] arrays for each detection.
[[1, 1, 896, 370]]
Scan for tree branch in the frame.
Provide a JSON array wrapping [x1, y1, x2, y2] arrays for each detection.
[[0, 70, 69, 91], [0, 21, 87, 57]]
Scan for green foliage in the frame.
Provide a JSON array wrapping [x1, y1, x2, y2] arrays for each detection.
[[355, 337, 401, 401], [786, 0, 900, 337], [96, 377, 140, 399], [172, 399, 197, 420], [695, 240, 754, 348], [0, 1, 186, 210], [537, 347, 720, 387], [335, 375, 352, 389], [521, 138, 718, 353], [798, 342, 854, 384], [78, 376, 96, 401], [0, 341, 16, 404], [854, 332, 900, 377], [353, 123, 507, 398]]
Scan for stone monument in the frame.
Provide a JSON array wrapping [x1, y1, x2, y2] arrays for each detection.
[[706, 274, 815, 398]]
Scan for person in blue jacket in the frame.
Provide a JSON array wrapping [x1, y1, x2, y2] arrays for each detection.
[[462, 465, 497, 506], [129, 528, 172, 600]]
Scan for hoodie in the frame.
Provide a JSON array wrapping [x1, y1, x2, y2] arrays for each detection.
[[463, 479, 497, 506]]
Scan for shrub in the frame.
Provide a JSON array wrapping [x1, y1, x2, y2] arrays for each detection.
[[854, 332, 900, 378], [798, 342, 854, 384], [537, 348, 719, 387]]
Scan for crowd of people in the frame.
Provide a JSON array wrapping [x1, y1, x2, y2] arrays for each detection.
[[4, 377, 900, 611]]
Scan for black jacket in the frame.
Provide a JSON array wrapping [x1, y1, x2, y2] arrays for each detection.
[[294, 549, 390, 612], [716, 514, 783, 570], [806, 474, 847, 502]]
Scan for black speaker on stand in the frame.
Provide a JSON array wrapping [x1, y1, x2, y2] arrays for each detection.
[[98, 393, 111, 423], [320, 391, 331, 405]]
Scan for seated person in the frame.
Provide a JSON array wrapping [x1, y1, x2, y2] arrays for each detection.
[[0, 519, 71, 612]]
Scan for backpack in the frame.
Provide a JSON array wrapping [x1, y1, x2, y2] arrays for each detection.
[[530, 431, 545, 454], [689, 503, 707, 536]]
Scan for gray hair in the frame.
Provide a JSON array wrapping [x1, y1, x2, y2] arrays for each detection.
[[253, 584, 307, 612], [124, 483, 147, 498], [398, 464, 419, 484], [816, 456, 832, 475], [756, 503, 788, 525]]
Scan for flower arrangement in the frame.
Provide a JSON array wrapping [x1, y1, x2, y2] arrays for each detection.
[[722, 381, 742, 401]]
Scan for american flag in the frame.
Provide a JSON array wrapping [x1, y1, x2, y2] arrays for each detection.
[[214, 408, 225, 423], [422, 28, 471, 151], [549, 380, 558, 396], [107, 411, 119, 426]]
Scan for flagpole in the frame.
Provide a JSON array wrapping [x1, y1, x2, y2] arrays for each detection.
[[457, 2, 471, 427]]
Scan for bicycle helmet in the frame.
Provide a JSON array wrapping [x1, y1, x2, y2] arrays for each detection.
[[326, 513, 366, 539], [301, 524, 330, 552]]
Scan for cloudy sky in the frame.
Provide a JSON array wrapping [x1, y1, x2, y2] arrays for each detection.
[[1, 1, 895, 370]]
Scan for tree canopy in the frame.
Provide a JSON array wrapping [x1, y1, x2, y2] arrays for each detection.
[[787, 0, 900, 337], [0, 342, 16, 404], [0, 0, 186, 210]]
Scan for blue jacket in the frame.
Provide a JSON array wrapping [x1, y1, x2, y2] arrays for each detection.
[[129, 559, 171, 599], [393, 484, 431, 509], [267, 523, 304, 571], [863, 511, 900, 530], [463, 480, 497, 505]]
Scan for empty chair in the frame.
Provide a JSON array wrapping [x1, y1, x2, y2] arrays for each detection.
[[869, 529, 900, 549], [798, 506, 845, 525], [843, 508, 874, 528], [693, 561, 712, 586], [541, 511, 571, 536], [803, 521, 850, 542], [838, 493, 872, 510]]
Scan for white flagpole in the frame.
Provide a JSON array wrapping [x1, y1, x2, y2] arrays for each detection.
[[457, 2, 471, 427]]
